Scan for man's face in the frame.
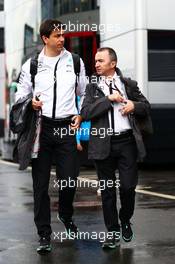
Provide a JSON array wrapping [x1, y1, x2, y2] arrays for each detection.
[[95, 50, 116, 77], [43, 29, 65, 52]]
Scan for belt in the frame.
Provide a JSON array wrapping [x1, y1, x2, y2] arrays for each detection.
[[42, 115, 73, 125], [111, 129, 133, 138]]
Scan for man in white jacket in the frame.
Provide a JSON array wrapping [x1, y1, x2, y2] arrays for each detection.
[[16, 19, 87, 253]]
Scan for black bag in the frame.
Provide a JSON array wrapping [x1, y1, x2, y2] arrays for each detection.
[[10, 93, 33, 134], [135, 114, 153, 137]]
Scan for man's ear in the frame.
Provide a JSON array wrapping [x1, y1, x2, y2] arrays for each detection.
[[42, 35, 48, 45], [111, 61, 117, 68]]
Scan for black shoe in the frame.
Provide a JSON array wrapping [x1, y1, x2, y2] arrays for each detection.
[[37, 237, 52, 254], [121, 222, 133, 242], [59, 216, 79, 239], [102, 231, 120, 249]]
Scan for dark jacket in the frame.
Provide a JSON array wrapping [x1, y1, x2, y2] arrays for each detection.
[[81, 68, 153, 161], [11, 94, 37, 170]]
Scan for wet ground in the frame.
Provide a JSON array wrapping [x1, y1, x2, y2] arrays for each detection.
[[0, 160, 175, 264]]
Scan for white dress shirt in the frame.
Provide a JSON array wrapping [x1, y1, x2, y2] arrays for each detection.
[[16, 48, 87, 118], [98, 72, 131, 133]]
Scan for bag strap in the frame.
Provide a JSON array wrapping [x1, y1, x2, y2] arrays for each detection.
[[71, 52, 81, 110], [71, 52, 80, 89], [30, 52, 39, 90]]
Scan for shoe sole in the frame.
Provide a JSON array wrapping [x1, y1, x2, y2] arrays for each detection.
[[122, 234, 134, 242], [102, 240, 120, 249], [102, 243, 120, 249], [37, 246, 52, 254]]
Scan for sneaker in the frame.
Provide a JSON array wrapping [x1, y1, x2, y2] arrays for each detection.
[[121, 222, 133, 242], [37, 237, 52, 254], [58, 216, 79, 239], [102, 230, 120, 249]]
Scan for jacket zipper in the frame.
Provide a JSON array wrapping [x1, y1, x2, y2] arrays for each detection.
[[52, 59, 60, 119]]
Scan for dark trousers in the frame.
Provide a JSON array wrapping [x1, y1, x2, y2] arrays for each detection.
[[32, 118, 78, 237], [94, 134, 138, 232]]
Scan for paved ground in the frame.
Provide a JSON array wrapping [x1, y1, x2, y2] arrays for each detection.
[[0, 160, 175, 264]]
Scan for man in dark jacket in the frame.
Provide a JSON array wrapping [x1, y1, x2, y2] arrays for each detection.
[[81, 47, 152, 249]]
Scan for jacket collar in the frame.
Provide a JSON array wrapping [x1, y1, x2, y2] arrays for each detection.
[[38, 47, 69, 60], [115, 67, 128, 85], [91, 67, 130, 95]]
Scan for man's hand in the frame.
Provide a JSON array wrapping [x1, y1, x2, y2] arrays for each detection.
[[108, 92, 125, 103], [32, 98, 43, 111], [70, 115, 82, 130], [77, 143, 83, 151], [119, 100, 135, 116]]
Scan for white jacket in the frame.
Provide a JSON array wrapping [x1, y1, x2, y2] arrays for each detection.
[[16, 48, 87, 118]]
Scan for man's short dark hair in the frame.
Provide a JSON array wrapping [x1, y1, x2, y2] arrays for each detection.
[[97, 47, 117, 63], [39, 19, 65, 40]]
